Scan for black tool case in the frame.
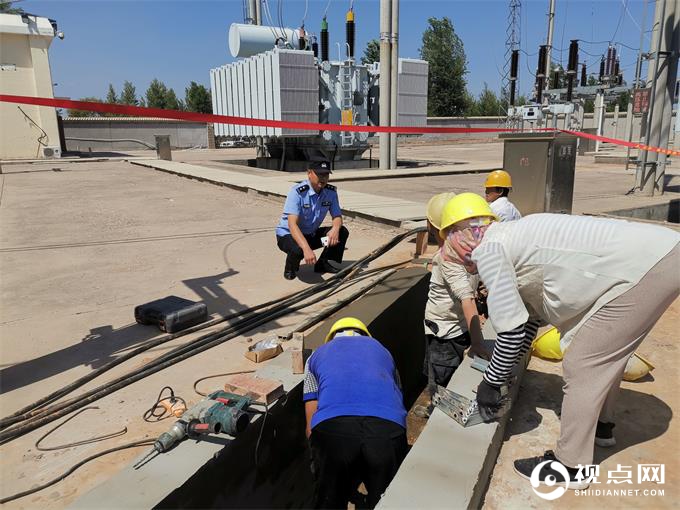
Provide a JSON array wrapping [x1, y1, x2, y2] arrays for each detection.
[[134, 296, 208, 333]]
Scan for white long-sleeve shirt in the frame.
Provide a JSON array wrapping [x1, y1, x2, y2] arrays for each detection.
[[489, 197, 522, 222], [472, 214, 679, 353]]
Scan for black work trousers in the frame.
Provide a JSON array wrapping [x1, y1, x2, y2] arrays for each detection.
[[310, 416, 407, 509], [423, 332, 471, 393], [276, 225, 349, 271]]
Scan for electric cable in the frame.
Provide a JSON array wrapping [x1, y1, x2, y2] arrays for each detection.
[[0, 237, 387, 426], [142, 386, 187, 422], [0, 440, 153, 504], [0, 228, 425, 444], [17, 105, 48, 148], [610, 0, 628, 43], [35, 407, 127, 451], [301, 0, 308, 26], [324, 0, 332, 17]]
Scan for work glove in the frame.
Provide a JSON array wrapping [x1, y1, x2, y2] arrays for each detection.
[[476, 379, 504, 423]]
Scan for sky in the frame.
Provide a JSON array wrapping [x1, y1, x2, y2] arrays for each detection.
[[19, 0, 655, 102]]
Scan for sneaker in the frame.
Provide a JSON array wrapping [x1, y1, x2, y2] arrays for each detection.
[[595, 421, 616, 447], [514, 450, 589, 490]]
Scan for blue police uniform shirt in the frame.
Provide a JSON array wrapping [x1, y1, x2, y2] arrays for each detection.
[[275, 179, 341, 237]]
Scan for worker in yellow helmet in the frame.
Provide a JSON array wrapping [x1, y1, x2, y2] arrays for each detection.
[[426, 192, 457, 247], [415, 192, 489, 418], [439, 192, 679, 491], [484, 170, 521, 222], [303, 317, 407, 508]]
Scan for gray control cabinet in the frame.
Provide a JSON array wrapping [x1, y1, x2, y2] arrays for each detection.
[[499, 132, 577, 215]]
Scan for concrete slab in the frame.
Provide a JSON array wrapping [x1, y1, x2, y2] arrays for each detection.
[[130, 159, 430, 227], [377, 323, 528, 509]]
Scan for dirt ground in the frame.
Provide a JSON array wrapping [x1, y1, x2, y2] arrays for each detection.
[[0, 159, 413, 508], [483, 295, 680, 508], [1, 141, 678, 509]]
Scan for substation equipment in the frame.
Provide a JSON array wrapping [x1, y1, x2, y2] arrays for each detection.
[[210, 13, 428, 171]]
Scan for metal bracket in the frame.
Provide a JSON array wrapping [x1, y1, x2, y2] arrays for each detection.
[[432, 386, 485, 428]]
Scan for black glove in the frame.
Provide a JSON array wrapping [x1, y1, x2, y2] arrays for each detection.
[[476, 379, 503, 423]]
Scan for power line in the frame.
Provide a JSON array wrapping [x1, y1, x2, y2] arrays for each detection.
[[610, 0, 628, 43]]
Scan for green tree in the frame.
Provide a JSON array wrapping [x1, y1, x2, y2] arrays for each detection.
[[185, 81, 212, 113], [470, 83, 502, 116], [120, 81, 138, 106], [361, 39, 380, 65], [0, 1, 24, 14], [165, 88, 183, 111], [68, 97, 103, 117], [419, 17, 469, 117], [106, 84, 118, 104], [145, 79, 170, 109]]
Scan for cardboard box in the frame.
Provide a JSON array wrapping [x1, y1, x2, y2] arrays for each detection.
[[244, 344, 283, 363]]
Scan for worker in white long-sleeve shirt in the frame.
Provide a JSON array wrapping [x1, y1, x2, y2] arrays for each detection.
[[484, 170, 521, 222], [437, 193, 679, 491]]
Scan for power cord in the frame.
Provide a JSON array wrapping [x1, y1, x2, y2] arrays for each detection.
[[142, 386, 187, 422]]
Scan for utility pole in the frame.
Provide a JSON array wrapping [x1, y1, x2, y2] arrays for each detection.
[[625, 0, 648, 174], [636, 0, 665, 189], [638, 0, 678, 196], [379, 0, 392, 169], [389, 0, 399, 169], [544, 0, 556, 89], [654, 0, 679, 191]]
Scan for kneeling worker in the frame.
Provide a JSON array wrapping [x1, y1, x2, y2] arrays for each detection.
[[276, 161, 348, 280], [484, 170, 521, 221], [304, 317, 407, 509]]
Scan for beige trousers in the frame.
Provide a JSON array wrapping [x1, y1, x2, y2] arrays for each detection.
[[555, 243, 680, 468]]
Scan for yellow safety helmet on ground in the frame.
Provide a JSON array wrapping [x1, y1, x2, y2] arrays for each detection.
[[426, 192, 457, 230], [324, 317, 371, 343], [623, 352, 655, 381], [438, 192, 498, 238], [485, 170, 513, 189], [532, 327, 563, 361]]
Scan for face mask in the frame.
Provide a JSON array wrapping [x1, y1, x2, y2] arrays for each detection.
[[440, 218, 491, 273]]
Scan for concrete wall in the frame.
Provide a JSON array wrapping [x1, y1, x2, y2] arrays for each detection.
[[62, 118, 209, 151], [0, 14, 60, 160], [425, 111, 678, 146]]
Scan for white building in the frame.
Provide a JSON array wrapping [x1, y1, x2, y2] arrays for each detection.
[[0, 12, 61, 159]]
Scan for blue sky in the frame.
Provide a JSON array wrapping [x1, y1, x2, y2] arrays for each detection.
[[22, 0, 653, 102]]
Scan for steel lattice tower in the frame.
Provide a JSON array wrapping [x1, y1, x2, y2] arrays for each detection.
[[503, 0, 522, 108]]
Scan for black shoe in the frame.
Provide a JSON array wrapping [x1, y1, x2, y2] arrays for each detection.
[[513, 450, 589, 490], [284, 269, 297, 280], [314, 259, 340, 274], [595, 421, 616, 447]]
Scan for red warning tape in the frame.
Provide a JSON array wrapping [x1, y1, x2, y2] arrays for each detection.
[[2, 94, 679, 156]]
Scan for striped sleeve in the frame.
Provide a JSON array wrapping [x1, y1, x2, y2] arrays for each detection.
[[303, 357, 319, 401], [472, 241, 529, 333], [484, 319, 541, 386]]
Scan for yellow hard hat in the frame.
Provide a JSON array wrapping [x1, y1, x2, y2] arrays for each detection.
[[324, 317, 371, 343], [438, 193, 498, 238], [623, 352, 655, 381], [485, 170, 513, 189], [532, 327, 563, 361], [426, 192, 457, 230]]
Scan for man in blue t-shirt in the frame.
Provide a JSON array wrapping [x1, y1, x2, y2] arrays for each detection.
[[275, 161, 349, 280], [303, 317, 407, 509]]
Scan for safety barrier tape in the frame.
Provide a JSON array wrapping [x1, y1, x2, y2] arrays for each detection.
[[2, 94, 678, 157]]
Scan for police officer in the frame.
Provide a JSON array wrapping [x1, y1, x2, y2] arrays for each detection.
[[276, 161, 349, 280]]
